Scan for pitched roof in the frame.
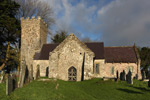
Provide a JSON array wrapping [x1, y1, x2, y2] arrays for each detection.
[[34, 43, 138, 63], [50, 33, 95, 57], [104, 47, 137, 63], [85, 42, 104, 59], [34, 43, 58, 60], [34, 42, 104, 60]]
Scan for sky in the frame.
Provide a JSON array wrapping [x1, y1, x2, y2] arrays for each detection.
[[43, 0, 150, 47]]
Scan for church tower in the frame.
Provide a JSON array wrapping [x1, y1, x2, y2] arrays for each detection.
[[20, 16, 48, 71]]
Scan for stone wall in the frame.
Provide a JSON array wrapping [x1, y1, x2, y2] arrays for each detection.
[[93, 59, 105, 78], [84, 53, 94, 80], [20, 16, 48, 74], [33, 60, 49, 79], [49, 34, 94, 81], [104, 63, 141, 79]]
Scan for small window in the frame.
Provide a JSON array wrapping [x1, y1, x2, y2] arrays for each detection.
[[96, 64, 99, 74], [111, 67, 114, 75]]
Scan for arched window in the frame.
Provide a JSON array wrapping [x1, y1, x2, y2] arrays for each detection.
[[36, 65, 40, 79], [96, 64, 99, 74], [68, 66, 77, 81], [111, 67, 114, 75]]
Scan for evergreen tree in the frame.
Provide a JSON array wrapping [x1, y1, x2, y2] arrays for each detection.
[[139, 47, 150, 78], [51, 31, 68, 43], [0, 0, 20, 72]]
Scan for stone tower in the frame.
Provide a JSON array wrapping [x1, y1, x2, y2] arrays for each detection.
[[20, 16, 48, 71]]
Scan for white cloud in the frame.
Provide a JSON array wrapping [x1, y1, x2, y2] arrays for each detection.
[[46, 0, 99, 37], [45, 0, 150, 47], [97, 0, 150, 46]]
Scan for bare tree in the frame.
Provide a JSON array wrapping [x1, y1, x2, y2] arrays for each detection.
[[12, 0, 55, 72], [14, 0, 55, 31]]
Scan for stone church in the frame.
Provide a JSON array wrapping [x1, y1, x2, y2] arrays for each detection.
[[20, 17, 142, 81]]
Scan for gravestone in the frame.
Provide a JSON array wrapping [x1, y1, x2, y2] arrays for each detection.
[[6, 74, 17, 95], [120, 70, 125, 81], [18, 58, 27, 88], [126, 70, 133, 84]]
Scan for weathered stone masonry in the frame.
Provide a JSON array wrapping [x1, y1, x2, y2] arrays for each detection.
[[49, 34, 94, 81], [20, 16, 48, 77], [20, 17, 142, 81], [21, 17, 48, 79]]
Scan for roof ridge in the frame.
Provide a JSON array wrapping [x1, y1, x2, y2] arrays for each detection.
[[85, 42, 104, 43], [43, 43, 59, 45], [105, 46, 133, 48]]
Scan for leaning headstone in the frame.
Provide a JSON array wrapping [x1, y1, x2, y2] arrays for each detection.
[[126, 70, 133, 84], [18, 59, 27, 88]]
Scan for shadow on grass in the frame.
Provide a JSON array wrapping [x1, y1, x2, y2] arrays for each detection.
[[95, 79, 114, 85], [117, 88, 143, 94], [128, 85, 150, 92]]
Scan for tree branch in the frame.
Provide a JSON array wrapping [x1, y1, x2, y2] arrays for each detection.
[[0, 42, 10, 71]]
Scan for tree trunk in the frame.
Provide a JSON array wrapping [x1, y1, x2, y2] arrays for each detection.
[[0, 42, 10, 71]]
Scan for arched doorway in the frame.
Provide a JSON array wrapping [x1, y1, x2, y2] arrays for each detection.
[[68, 66, 77, 81]]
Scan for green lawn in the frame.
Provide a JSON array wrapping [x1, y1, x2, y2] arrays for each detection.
[[0, 78, 150, 100]]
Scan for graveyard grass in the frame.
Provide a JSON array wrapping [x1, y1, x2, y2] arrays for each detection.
[[0, 78, 150, 100]]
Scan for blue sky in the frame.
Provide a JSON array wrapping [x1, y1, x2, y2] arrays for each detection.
[[44, 0, 150, 47]]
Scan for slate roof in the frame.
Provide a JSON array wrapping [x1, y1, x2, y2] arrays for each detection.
[[85, 42, 104, 59], [34, 43, 58, 60], [34, 43, 138, 63], [34, 42, 104, 60], [104, 47, 137, 63]]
